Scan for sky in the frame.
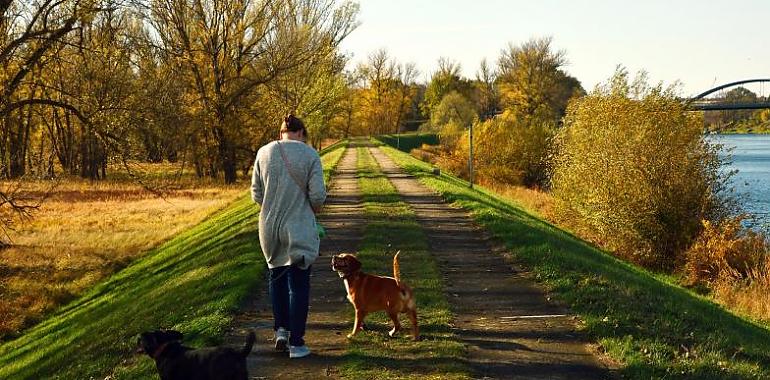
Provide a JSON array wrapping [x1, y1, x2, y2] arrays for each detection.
[[339, 0, 770, 97]]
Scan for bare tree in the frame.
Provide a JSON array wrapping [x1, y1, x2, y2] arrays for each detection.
[[146, 0, 357, 183]]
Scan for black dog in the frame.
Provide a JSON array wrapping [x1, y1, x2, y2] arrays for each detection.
[[137, 330, 255, 380]]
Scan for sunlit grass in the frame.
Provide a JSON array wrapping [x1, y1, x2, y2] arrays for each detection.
[[0, 196, 261, 379]]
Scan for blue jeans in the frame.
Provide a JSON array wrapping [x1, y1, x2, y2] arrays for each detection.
[[269, 265, 311, 346]]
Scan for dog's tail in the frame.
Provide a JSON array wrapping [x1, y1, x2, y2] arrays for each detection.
[[393, 250, 402, 285], [241, 331, 256, 357]]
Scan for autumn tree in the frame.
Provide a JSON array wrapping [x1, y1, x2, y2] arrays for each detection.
[[355, 49, 418, 136], [264, 47, 352, 149], [430, 91, 476, 147], [1, 0, 101, 178], [421, 57, 475, 118], [704, 87, 761, 130], [0, 0, 108, 234], [147, 0, 357, 183], [552, 69, 732, 268], [474, 58, 499, 120], [497, 37, 583, 120]]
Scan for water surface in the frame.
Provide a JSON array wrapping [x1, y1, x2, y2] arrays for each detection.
[[712, 134, 770, 230]]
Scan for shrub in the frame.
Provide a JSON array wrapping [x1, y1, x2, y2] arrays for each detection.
[[551, 69, 733, 269], [684, 217, 767, 286], [378, 133, 438, 153], [713, 260, 770, 321], [431, 91, 477, 149], [439, 111, 555, 188]]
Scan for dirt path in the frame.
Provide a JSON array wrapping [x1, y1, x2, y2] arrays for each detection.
[[225, 144, 365, 379], [368, 146, 614, 380]]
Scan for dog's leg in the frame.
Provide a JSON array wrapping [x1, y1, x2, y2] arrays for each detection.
[[387, 310, 402, 337], [348, 309, 367, 339], [408, 308, 420, 341]]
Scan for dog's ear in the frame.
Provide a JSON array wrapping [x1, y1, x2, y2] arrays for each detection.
[[349, 256, 362, 272], [163, 330, 184, 341]]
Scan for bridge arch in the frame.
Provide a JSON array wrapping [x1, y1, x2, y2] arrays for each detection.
[[688, 79, 770, 110]]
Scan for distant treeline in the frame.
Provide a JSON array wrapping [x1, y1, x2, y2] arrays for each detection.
[[703, 87, 770, 133]]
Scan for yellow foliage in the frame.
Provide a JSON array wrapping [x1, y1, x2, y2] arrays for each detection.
[[449, 111, 554, 187], [551, 69, 730, 269], [684, 217, 767, 286]]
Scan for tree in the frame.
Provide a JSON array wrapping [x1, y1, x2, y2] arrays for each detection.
[[354, 49, 417, 136], [706, 87, 759, 129], [429, 91, 476, 148], [1, 0, 101, 179], [497, 37, 583, 120], [474, 58, 499, 120], [421, 57, 474, 118], [0, 0, 104, 236], [551, 68, 733, 269], [147, 0, 357, 183]]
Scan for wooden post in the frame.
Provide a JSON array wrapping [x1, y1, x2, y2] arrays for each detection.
[[468, 121, 473, 188]]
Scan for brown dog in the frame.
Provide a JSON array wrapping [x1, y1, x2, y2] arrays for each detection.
[[331, 251, 419, 340]]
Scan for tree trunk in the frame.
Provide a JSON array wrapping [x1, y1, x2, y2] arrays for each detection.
[[9, 109, 30, 178]]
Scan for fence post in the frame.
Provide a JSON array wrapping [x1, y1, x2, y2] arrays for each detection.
[[468, 121, 473, 188]]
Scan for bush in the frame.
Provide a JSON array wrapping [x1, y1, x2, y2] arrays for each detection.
[[430, 91, 477, 149], [445, 111, 554, 188], [551, 70, 733, 269], [684, 217, 767, 286], [713, 260, 770, 321]]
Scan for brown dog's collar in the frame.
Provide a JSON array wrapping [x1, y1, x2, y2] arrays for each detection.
[[152, 342, 171, 359]]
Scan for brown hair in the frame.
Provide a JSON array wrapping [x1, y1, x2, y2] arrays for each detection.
[[280, 114, 306, 134]]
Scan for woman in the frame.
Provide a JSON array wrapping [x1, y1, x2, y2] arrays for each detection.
[[250, 114, 326, 359]]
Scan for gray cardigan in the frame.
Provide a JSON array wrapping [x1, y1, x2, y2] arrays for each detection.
[[251, 140, 326, 269]]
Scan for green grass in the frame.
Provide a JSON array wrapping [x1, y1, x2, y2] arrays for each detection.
[[377, 142, 770, 379], [378, 133, 439, 153], [339, 146, 469, 380], [0, 142, 348, 380], [320, 140, 348, 184]]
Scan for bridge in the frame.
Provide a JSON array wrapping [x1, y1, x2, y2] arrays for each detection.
[[687, 78, 770, 110]]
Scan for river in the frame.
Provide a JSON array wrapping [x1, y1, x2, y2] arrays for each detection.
[[712, 134, 770, 230]]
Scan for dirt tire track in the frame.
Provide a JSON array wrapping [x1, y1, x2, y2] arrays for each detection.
[[368, 146, 614, 380]]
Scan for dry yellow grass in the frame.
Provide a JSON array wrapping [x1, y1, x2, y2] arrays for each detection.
[[0, 175, 244, 338], [714, 268, 770, 323], [479, 180, 555, 220]]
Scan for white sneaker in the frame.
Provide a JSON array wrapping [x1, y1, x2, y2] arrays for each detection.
[[289, 345, 311, 358], [274, 328, 289, 352]]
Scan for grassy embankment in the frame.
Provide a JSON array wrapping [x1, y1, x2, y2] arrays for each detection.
[[377, 141, 770, 379], [0, 178, 244, 339], [0, 142, 348, 380], [339, 146, 469, 379]]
